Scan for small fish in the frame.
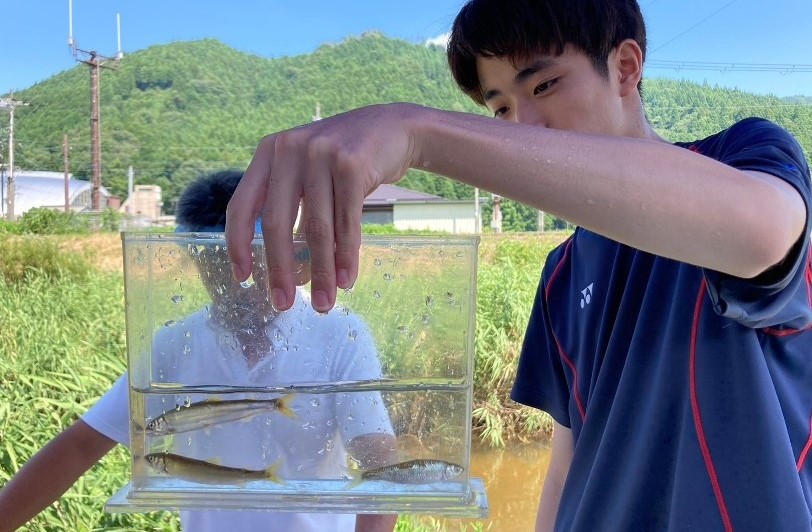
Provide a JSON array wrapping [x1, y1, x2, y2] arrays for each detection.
[[145, 395, 296, 435], [347, 459, 464, 489], [144, 452, 283, 485]]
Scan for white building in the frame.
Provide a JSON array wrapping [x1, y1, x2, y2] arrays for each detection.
[[0, 170, 111, 219], [363, 184, 481, 234]]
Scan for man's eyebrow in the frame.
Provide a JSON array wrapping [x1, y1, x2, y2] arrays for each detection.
[[482, 58, 559, 102], [514, 58, 558, 84]]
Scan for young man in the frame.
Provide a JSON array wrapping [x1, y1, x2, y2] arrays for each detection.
[[0, 170, 398, 532], [225, 1, 811, 530]]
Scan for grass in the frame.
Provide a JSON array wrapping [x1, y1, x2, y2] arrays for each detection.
[[0, 231, 569, 530]]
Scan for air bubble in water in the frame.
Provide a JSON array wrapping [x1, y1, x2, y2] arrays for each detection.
[[240, 274, 255, 289], [340, 308, 350, 316], [310, 398, 320, 407], [348, 330, 358, 341], [171, 295, 184, 304], [374, 258, 382, 267], [425, 296, 434, 307], [383, 273, 393, 282], [422, 314, 430, 325], [373, 290, 381, 299], [164, 320, 176, 327]]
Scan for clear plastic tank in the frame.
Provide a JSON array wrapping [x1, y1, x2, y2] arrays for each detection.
[[106, 233, 487, 517]]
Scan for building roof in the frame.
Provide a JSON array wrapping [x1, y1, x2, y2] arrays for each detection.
[[0, 170, 110, 217], [364, 184, 448, 206]]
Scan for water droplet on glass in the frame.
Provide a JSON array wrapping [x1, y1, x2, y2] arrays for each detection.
[[373, 290, 381, 299], [455, 251, 464, 259], [164, 320, 176, 327], [422, 314, 431, 325], [383, 273, 393, 282], [183, 397, 192, 407], [347, 413, 355, 421], [184, 331, 191, 338], [240, 274, 255, 289], [310, 398, 320, 407], [326, 419, 333, 427], [397, 325, 409, 335], [340, 307, 350, 316], [348, 330, 358, 341], [374, 258, 382, 267], [425, 296, 434, 307], [171, 295, 184, 304], [187, 437, 192, 446]]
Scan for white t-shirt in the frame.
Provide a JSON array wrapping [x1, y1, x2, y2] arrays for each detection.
[[84, 291, 393, 531]]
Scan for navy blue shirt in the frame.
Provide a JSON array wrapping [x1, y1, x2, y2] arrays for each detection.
[[512, 118, 812, 531]]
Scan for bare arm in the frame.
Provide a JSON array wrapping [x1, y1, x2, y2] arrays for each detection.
[[0, 419, 117, 532], [536, 421, 574, 532], [226, 104, 805, 312], [348, 434, 399, 532]]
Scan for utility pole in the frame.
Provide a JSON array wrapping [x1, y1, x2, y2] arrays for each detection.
[[68, 0, 123, 211], [63, 135, 71, 212], [0, 94, 29, 221]]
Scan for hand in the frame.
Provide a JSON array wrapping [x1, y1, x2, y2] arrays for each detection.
[[226, 103, 421, 312]]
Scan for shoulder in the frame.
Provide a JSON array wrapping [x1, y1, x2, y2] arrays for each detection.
[[687, 118, 807, 167]]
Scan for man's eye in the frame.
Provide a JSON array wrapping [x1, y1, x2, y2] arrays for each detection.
[[493, 106, 509, 118], [534, 79, 558, 95]]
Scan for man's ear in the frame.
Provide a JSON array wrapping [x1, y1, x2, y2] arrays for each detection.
[[612, 39, 644, 98]]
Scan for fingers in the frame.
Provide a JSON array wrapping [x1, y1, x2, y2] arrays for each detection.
[[301, 142, 338, 312], [332, 168, 366, 291], [260, 133, 304, 311], [226, 136, 273, 283]]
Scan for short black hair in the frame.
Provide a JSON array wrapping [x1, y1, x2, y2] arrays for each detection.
[[447, 0, 646, 105], [175, 169, 243, 230]]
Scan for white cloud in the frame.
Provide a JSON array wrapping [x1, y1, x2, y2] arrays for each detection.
[[424, 32, 450, 49]]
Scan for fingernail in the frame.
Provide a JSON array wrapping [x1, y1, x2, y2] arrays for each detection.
[[312, 290, 329, 311], [272, 289, 288, 310], [336, 269, 349, 287]]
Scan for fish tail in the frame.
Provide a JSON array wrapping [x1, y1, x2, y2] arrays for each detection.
[[276, 394, 297, 419], [344, 455, 364, 490], [264, 461, 284, 484]]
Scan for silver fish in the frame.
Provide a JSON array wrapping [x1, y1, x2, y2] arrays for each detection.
[[349, 459, 465, 488], [144, 452, 283, 485], [145, 395, 295, 435]]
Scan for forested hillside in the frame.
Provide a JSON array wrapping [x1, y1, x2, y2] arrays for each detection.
[[6, 34, 811, 226]]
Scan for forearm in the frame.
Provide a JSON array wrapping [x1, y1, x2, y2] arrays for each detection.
[[536, 421, 574, 532], [0, 420, 116, 531], [355, 514, 398, 532], [407, 104, 805, 278]]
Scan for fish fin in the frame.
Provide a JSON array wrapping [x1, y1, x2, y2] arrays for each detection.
[[344, 455, 363, 490], [276, 394, 297, 419], [264, 461, 284, 484]]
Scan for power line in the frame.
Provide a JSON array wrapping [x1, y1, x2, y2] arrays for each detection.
[[650, 0, 742, 55], [646, 60, 812, 74]]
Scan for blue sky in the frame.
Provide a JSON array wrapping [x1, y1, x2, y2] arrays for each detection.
[[2, 0, 811, 98]]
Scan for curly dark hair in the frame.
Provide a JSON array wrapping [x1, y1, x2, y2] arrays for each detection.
[[175, 169, 243, 231]]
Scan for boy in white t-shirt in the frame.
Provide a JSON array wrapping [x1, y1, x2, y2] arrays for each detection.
[[0, 170, 398, 532]]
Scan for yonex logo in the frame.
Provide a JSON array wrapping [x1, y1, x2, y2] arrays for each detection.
[[580, 283, 594, 309]]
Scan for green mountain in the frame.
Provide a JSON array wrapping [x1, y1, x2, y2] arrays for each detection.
[[6, 35, 812, 227]]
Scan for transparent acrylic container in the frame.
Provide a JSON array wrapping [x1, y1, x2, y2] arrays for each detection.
[[106, 233, 487, 517]]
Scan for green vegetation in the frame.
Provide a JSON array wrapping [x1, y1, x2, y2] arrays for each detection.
[[6, 35, 810, 231], [1, 232, 562, 530]]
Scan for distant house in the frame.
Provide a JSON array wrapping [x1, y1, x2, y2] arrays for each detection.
[[120, 184, 163, 221], [363, 184, 481, 234], [0, 170, 112, 219]]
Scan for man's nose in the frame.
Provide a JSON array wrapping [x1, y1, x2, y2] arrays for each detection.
[[513, 101, 547, 127]]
